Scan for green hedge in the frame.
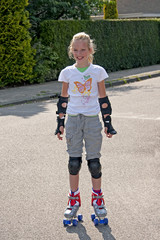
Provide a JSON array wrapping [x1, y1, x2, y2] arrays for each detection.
[[40, 19, 160, 76]]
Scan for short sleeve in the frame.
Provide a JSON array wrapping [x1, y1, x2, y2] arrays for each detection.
[[58, 69, 69, 83], [98, 67, 109, 82]]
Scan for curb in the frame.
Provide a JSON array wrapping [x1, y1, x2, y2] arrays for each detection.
[[105, 71, 160, 88], [0, 95, 58, 108], [1, 71, 160, 107]]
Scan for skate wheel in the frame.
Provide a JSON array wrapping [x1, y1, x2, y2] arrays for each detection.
[[63, 219, 71, 226], [91, 213, 95, 221], [72, 219, 78, 226], [94, 218, 99, 226], [104, 218, 108, 225], [99, 219, 104, 224], [78, 214, 83, 221]]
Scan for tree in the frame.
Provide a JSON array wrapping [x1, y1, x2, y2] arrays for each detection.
[[103, 0, 118, 19], [27, 0, 103, 83], [0, 0, 36, 87], [27, 0, 103, 39]]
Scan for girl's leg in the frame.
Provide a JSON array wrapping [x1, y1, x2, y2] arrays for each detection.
[[84, 115, 102, 191], [91, 176, 107, 219], [92, 176, 101, 191], [64, 176, 81, 219], [64, 116, 83, 219], [66, 115, 84, 192], [70, 174, 79, 192], [64, 158, 82, 219], [68, 156, 82, 192]]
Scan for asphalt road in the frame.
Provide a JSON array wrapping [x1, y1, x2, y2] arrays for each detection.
[[0, 77, 160, 240]]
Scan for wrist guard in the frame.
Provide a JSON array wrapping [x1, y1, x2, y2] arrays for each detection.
[[56, 96, 68, 114], [103, 115, 117, 135], [99, 96, 112, 115], [55, 116, 65, 135], [99, 96, 117, 135]]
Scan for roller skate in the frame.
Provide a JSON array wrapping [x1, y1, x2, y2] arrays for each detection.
[[63, 189, 83, 226], [91, 189, 108, 226]]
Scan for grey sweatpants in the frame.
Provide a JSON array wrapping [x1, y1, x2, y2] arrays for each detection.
[[65, 114, 103, 160]]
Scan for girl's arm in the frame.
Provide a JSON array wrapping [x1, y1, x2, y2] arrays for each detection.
[[61, 82, 69, 97], [59, 82, 69, 118], [98, 80, 116, 138], [98, 80, 107, 98], [56, 82, 69, 140]]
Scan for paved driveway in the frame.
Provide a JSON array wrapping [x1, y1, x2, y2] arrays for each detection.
[[0, 77, 160, 240]]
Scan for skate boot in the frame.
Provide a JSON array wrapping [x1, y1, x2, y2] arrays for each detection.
[[91, 189, 108, 226], [63, 189, 83, 226]]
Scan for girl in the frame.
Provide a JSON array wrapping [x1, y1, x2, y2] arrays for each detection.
[[55, 32, 116, 222]]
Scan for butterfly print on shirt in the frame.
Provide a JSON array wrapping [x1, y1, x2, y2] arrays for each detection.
[[74, 78, 92, 94]]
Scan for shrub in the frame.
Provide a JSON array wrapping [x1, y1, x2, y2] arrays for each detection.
[[33, 41, 59, 83], [103, 0, 118, 19], [0, 0, 35, 88]]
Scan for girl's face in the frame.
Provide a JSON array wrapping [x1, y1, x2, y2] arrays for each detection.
[[72, 39, 92, 67]]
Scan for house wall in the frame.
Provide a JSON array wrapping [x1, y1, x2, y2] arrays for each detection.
[[117, 0, 160, 14]]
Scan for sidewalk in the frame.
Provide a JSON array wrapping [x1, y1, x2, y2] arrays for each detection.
[[0, 64, 160, 107]]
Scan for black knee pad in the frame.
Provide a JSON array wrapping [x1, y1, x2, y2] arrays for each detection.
[[88, 158, 102, 179], [68, 157, 82, 175]]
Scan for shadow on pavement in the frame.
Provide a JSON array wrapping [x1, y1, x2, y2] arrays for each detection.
[[0, 100, 56, 118], [66, 222, 116, 240], [108, 84, 145, 96], [96, 224, 116, 240], [66, 223, 91, 239], [108, 80, 160, 97]]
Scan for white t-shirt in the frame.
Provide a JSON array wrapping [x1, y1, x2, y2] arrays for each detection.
[[58, 63, 109, 115]]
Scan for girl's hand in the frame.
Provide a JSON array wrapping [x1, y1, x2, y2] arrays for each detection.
[[57, 126, 64, 140], [104, 127, 113, 138]]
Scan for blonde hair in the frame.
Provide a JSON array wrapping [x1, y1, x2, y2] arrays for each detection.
[[68, 32, 96, 63]]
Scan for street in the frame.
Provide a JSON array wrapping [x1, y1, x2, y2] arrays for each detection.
[[0, 77, 160, 240]]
